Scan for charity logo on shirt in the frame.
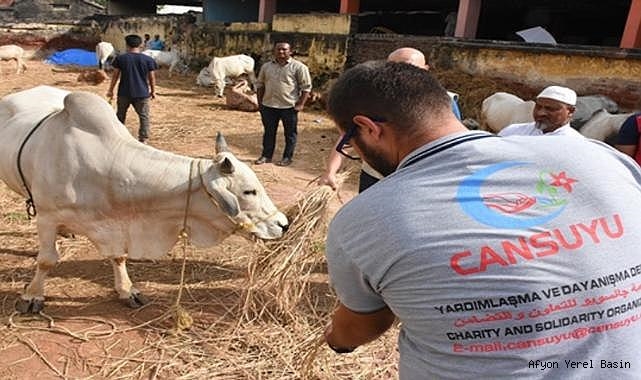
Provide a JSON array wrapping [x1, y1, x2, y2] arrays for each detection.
[[451, 161, 623, 276], [456, 161, 576, 229]]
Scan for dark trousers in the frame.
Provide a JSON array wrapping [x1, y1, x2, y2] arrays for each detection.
[[116, 96, 150, 141], [259, 105, 298, 160]]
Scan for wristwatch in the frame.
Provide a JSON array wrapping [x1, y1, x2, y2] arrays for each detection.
[[327, 342, 355, 354]]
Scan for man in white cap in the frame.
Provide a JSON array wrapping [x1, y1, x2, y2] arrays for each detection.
[[498, 85, 582, 137]]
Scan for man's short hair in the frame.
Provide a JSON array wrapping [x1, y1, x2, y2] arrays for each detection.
[[125, 34, 142, 48], [327, 60, 451, 134]]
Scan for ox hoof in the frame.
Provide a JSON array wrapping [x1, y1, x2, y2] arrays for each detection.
[[15, 298, 45, 314], [122, 292, 150, 309]]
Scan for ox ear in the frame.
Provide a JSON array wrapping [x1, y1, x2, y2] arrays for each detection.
[[219, 157, 235, 174], [209, 182, 240, 217], [215, 132, 231, 154]]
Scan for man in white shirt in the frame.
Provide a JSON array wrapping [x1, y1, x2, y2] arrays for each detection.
[[498, 85, 582, 137]]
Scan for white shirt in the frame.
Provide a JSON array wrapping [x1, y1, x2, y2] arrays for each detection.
[[498, 122, 583, 137]]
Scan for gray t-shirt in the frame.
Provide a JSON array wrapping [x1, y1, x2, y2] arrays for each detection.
[[256, 58, 312, 109], [327, 131, 641, 379]]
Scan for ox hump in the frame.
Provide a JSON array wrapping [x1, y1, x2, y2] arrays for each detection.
[[63, 91, 122, 135]]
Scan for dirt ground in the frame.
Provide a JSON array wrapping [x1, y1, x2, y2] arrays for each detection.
[[0, 56, 538, 379]]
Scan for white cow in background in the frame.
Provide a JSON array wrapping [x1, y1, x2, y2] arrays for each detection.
[[95, 41, 116, 70], [579, 109, 633, 143], [142, 49, 188, 77], [571, 95, 619, 129], [0, 44, 27, 74], [0, 86, 288, 313], [480, 92, 535, 133], [208, 54, 257, 97]]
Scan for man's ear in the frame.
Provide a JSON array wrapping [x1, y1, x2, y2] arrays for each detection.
[[352, 115, 383, 140]]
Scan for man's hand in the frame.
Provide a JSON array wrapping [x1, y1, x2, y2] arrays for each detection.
[[318, 172, 338, 190]]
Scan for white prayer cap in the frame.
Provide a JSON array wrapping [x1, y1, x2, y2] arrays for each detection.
[[536, 85, 577, 106]]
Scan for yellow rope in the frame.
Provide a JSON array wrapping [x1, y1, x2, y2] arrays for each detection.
[[171, 160, 196, 333]]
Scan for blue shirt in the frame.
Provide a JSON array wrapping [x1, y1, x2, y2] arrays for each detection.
[[112, 52, 157, 98], [149, 40, 165, 50]]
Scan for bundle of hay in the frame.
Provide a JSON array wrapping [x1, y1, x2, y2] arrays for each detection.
[[242, 172, 349, 321], [77, 69, 108, 85]]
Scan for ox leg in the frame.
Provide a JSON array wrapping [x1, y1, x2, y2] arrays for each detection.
[[215, 79, 225, 97], [16, 224, 59, 313], [111, 256, 149, 308], [248, 71, 257, 92], [167, 62, 175, 78]]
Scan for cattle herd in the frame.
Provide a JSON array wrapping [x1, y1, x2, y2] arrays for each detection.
[[0, 41, 637, 314]]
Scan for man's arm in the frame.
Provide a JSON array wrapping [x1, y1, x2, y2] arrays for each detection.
[[324, 302, 396, 352], [294, 64, 312, 111], [257, 86, 265, 106], [318, 135, 344, 190], [294, 91, 310, 111], [614, 144, 637, 158], [106, 68, 120, 100], [148, 71, 156, 99]]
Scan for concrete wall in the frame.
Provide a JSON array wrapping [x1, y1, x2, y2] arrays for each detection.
[[272, 13, 353, 35], [1, 12, 640, 111], [0, 0, 103, 23], [100, 15, 182, 53], [0, 20, 101, 55], [98, 14, 348, 88], [349, 34, 641, 110]]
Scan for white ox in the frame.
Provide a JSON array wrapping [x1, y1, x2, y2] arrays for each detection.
[[579, 109, 633, 143], [480, 92, 535, 133], [142, 49, 188, 77], [0, 44, 27, 74], [95, 41, 116, 70], [208, 54, 257, 97], [0, 86, 288, 313]]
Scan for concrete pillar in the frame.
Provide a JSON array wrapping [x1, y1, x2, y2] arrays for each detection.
[[455, 0, 482, 39], [621, 0, 641, 48], [340, 0, 360, 14], [259, 0, 277, 22]]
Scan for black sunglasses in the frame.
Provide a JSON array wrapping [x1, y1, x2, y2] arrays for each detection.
[[335, 117, 386, 160]]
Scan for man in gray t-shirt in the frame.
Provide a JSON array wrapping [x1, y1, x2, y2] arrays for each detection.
[[323, 61, 641, 379]]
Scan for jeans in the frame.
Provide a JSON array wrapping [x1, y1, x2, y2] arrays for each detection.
[[259, 105, 298, 160], [116, 96, 150, 141]]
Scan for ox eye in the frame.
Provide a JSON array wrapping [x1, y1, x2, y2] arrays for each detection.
[[243, 190, 257, 196]]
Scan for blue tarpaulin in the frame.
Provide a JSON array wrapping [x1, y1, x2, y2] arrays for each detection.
[[45, 49, 98, 67]]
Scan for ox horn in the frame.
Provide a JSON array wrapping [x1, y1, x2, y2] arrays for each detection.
[[215, 132, 231, 153]]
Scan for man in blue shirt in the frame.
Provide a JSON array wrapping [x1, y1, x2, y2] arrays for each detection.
[[149, 34, 165, 51], [107, 34, 157, 143]]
